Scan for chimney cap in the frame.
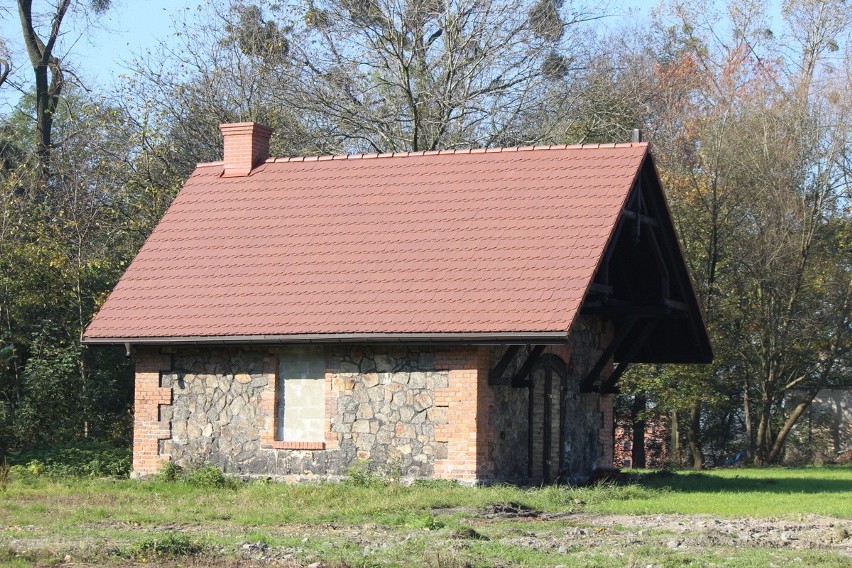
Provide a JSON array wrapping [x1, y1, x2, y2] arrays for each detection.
[[219, 122, 274, 137]]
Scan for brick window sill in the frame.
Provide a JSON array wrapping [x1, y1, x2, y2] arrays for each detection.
[[263, 441, 326, 450]]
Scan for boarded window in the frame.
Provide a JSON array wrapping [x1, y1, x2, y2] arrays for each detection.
[[276, 346, 325, 442]]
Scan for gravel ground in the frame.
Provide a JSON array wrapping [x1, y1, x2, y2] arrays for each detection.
[[4, 509, 851, 566], [483, 512, 852, 555]]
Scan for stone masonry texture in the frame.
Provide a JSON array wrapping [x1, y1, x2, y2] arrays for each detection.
[[132, 319, 614, 483], [486, 317, 614, 485], [153, 346, 458, 480]]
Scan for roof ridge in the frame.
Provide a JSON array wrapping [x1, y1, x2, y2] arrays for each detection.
[[195, 142, 647, 168], [276, 142, 648, 164]]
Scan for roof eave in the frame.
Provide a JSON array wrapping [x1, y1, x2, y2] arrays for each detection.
[[81, 331, 571, 347]]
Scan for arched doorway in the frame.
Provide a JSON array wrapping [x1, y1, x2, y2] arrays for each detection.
[[528, 354, 568, 484]]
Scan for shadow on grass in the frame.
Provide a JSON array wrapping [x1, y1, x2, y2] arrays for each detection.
[[634, 469, 852, 494]]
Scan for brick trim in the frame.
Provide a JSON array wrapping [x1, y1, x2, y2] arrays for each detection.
[[433, 347, 494, 482], [262, 441, 326, 450], [324, 370, 340, 449], [598, 393, 615, 468], [132, 348, 173, 476], [259, 355, 278, 447]]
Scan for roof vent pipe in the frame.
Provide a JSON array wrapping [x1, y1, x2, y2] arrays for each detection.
[[632, 129, 644, 143], [219, 122, 274, 177]]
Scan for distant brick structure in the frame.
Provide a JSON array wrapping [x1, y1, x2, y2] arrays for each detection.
[[613, 413, 670, 469]]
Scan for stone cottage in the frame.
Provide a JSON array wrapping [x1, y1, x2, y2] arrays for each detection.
[[83, 123, 712, 484]]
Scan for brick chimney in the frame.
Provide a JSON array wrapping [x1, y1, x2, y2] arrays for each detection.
[[219, 122, 274, 177]]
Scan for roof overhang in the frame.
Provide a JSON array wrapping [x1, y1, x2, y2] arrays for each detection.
[[81, 331, 572, 347]]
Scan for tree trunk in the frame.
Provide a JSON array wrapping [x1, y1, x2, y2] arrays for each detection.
[[17, 0, 71, 180], [767, 390, 819, 463], [669, 410, 681, 468], [33, 62, 54, 174], [743, 378, 752, 459], [754, 400, 772, 465], [687, 402, 703, 469], [630, 393, 647, 468], [0, 54, 9, 89]]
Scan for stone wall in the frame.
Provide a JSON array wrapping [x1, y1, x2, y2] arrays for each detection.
[[567, 317, 615, 478], [488, 360, 530, 482], [160, 349, 276, 475], [143, 345, 473, 481], [326, 347, 451, 478], [133, 318, 614, 484], [486, 317, 614, 485]]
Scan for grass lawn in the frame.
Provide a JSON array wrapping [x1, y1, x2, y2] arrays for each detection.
[[599, 467, 852, 517], [1, 466, 851, 567]]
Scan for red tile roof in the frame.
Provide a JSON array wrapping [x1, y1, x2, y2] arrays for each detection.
[[83, 143, 649, 342]]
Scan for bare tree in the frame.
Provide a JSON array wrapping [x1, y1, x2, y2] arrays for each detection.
[[11, 0, 111, 176], [119, 0, 315, 182], [124, 0, 607, 170], [281, 0, 604, 152], [0, 39, 10, 89]]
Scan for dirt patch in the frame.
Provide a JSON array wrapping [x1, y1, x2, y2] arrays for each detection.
[[4, 513, 851, 566], [477, 513, 852, 558], [481, 502, 542, 519]]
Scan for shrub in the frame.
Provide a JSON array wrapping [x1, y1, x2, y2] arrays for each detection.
[[153, 461, 180, 483], [14, 331, 84, 447], [344, 460, 386, 488], [131, 532, 205, 558], [183, 464, 238, 489], [10, 442, 131, 479], [153, 462, 239, 489]]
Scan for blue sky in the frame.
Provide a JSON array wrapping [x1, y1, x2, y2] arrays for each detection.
[[1, 0, 199, 109], [0, 1, 660, 91], [1, 0, 786, 112], [59, 0, 200, 85]]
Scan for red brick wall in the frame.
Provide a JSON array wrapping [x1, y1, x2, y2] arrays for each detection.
[[132, 348, 173, 477], [613, 414, 670, 468], [433, 347, 494, 482]]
